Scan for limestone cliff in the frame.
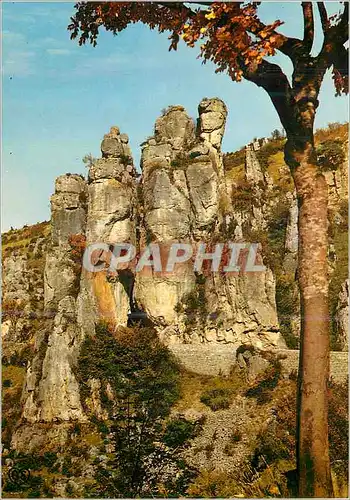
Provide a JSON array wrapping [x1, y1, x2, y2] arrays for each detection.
[[2, 104, 348, 452]]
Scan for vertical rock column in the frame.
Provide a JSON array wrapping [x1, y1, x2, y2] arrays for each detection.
[[135, 99, 229, 342], [21, 174, 88, 425], [197, 101, 283, 348], [76, 127, 137, 332], [135, 106, 196, 335], [187, 98, 228, 239]]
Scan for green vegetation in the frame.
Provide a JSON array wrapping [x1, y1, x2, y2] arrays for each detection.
[[82, 153, 97, 168], [200, 387, 232, 410], [163, 417, 204, 449], [2, 221, 50, 257], [77, 323, 197, 497], [188, 372, 348, 498], [245, 199, 300, 349], [328, 379, 349, 478], [316, 139, 346, 171]]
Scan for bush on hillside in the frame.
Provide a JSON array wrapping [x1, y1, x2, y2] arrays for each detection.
[[77, 323, 197, 497]]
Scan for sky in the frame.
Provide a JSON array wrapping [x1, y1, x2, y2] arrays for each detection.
[[2, 1, 348, 231]]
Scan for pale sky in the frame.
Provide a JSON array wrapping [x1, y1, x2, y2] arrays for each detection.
[[2, 1, 348, 231]]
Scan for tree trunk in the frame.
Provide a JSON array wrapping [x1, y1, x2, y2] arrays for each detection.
[[287, 141, 333, 497]]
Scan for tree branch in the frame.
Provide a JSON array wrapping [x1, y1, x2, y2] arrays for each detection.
[[337, 1, 349, 44], [317, 2, 328, 34], [302, 2, 314, 54], [158, 2, 197, 18], [317, 1, 348, 70], [242, 58, 294, 133]]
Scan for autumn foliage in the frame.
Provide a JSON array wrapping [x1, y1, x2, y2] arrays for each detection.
[[69, 2, 348, 95], [68, 233, 86, 265]]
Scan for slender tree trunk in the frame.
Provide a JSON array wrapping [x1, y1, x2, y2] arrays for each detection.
[[286, 139, 333, 497]]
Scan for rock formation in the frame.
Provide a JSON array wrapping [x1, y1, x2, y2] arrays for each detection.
[[335, 279, 349, 351], [135, 99, 282, 348], [2, 101, 348, 453], [20, 174, 88, 427]]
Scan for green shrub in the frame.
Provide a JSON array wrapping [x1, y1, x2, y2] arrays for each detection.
[[316, 139, 345, 171], [171, 152, 190, 169], [62, 456, 73, 476], [251, 377, 349, 487], [200, 387, 232, 411], [230, 429, 242, 443], [328, 205, 348, 349], [77, 324, 197, 497], [163, 417, 203, 448], [175, 274, 207, 327]]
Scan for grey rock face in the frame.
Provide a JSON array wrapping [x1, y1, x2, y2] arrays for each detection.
[[50, 174, 87, 247], [283, 192, 298, 274], [135, 99, 285, 349], [135, 100, 228, 332], [3, 254, 30, 304], [80, 126, 137, 332], [335, 279, 349, 351], [198, 98, 227, 149], [18, 175, 88, 428], [324, 140, 348, 210]]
